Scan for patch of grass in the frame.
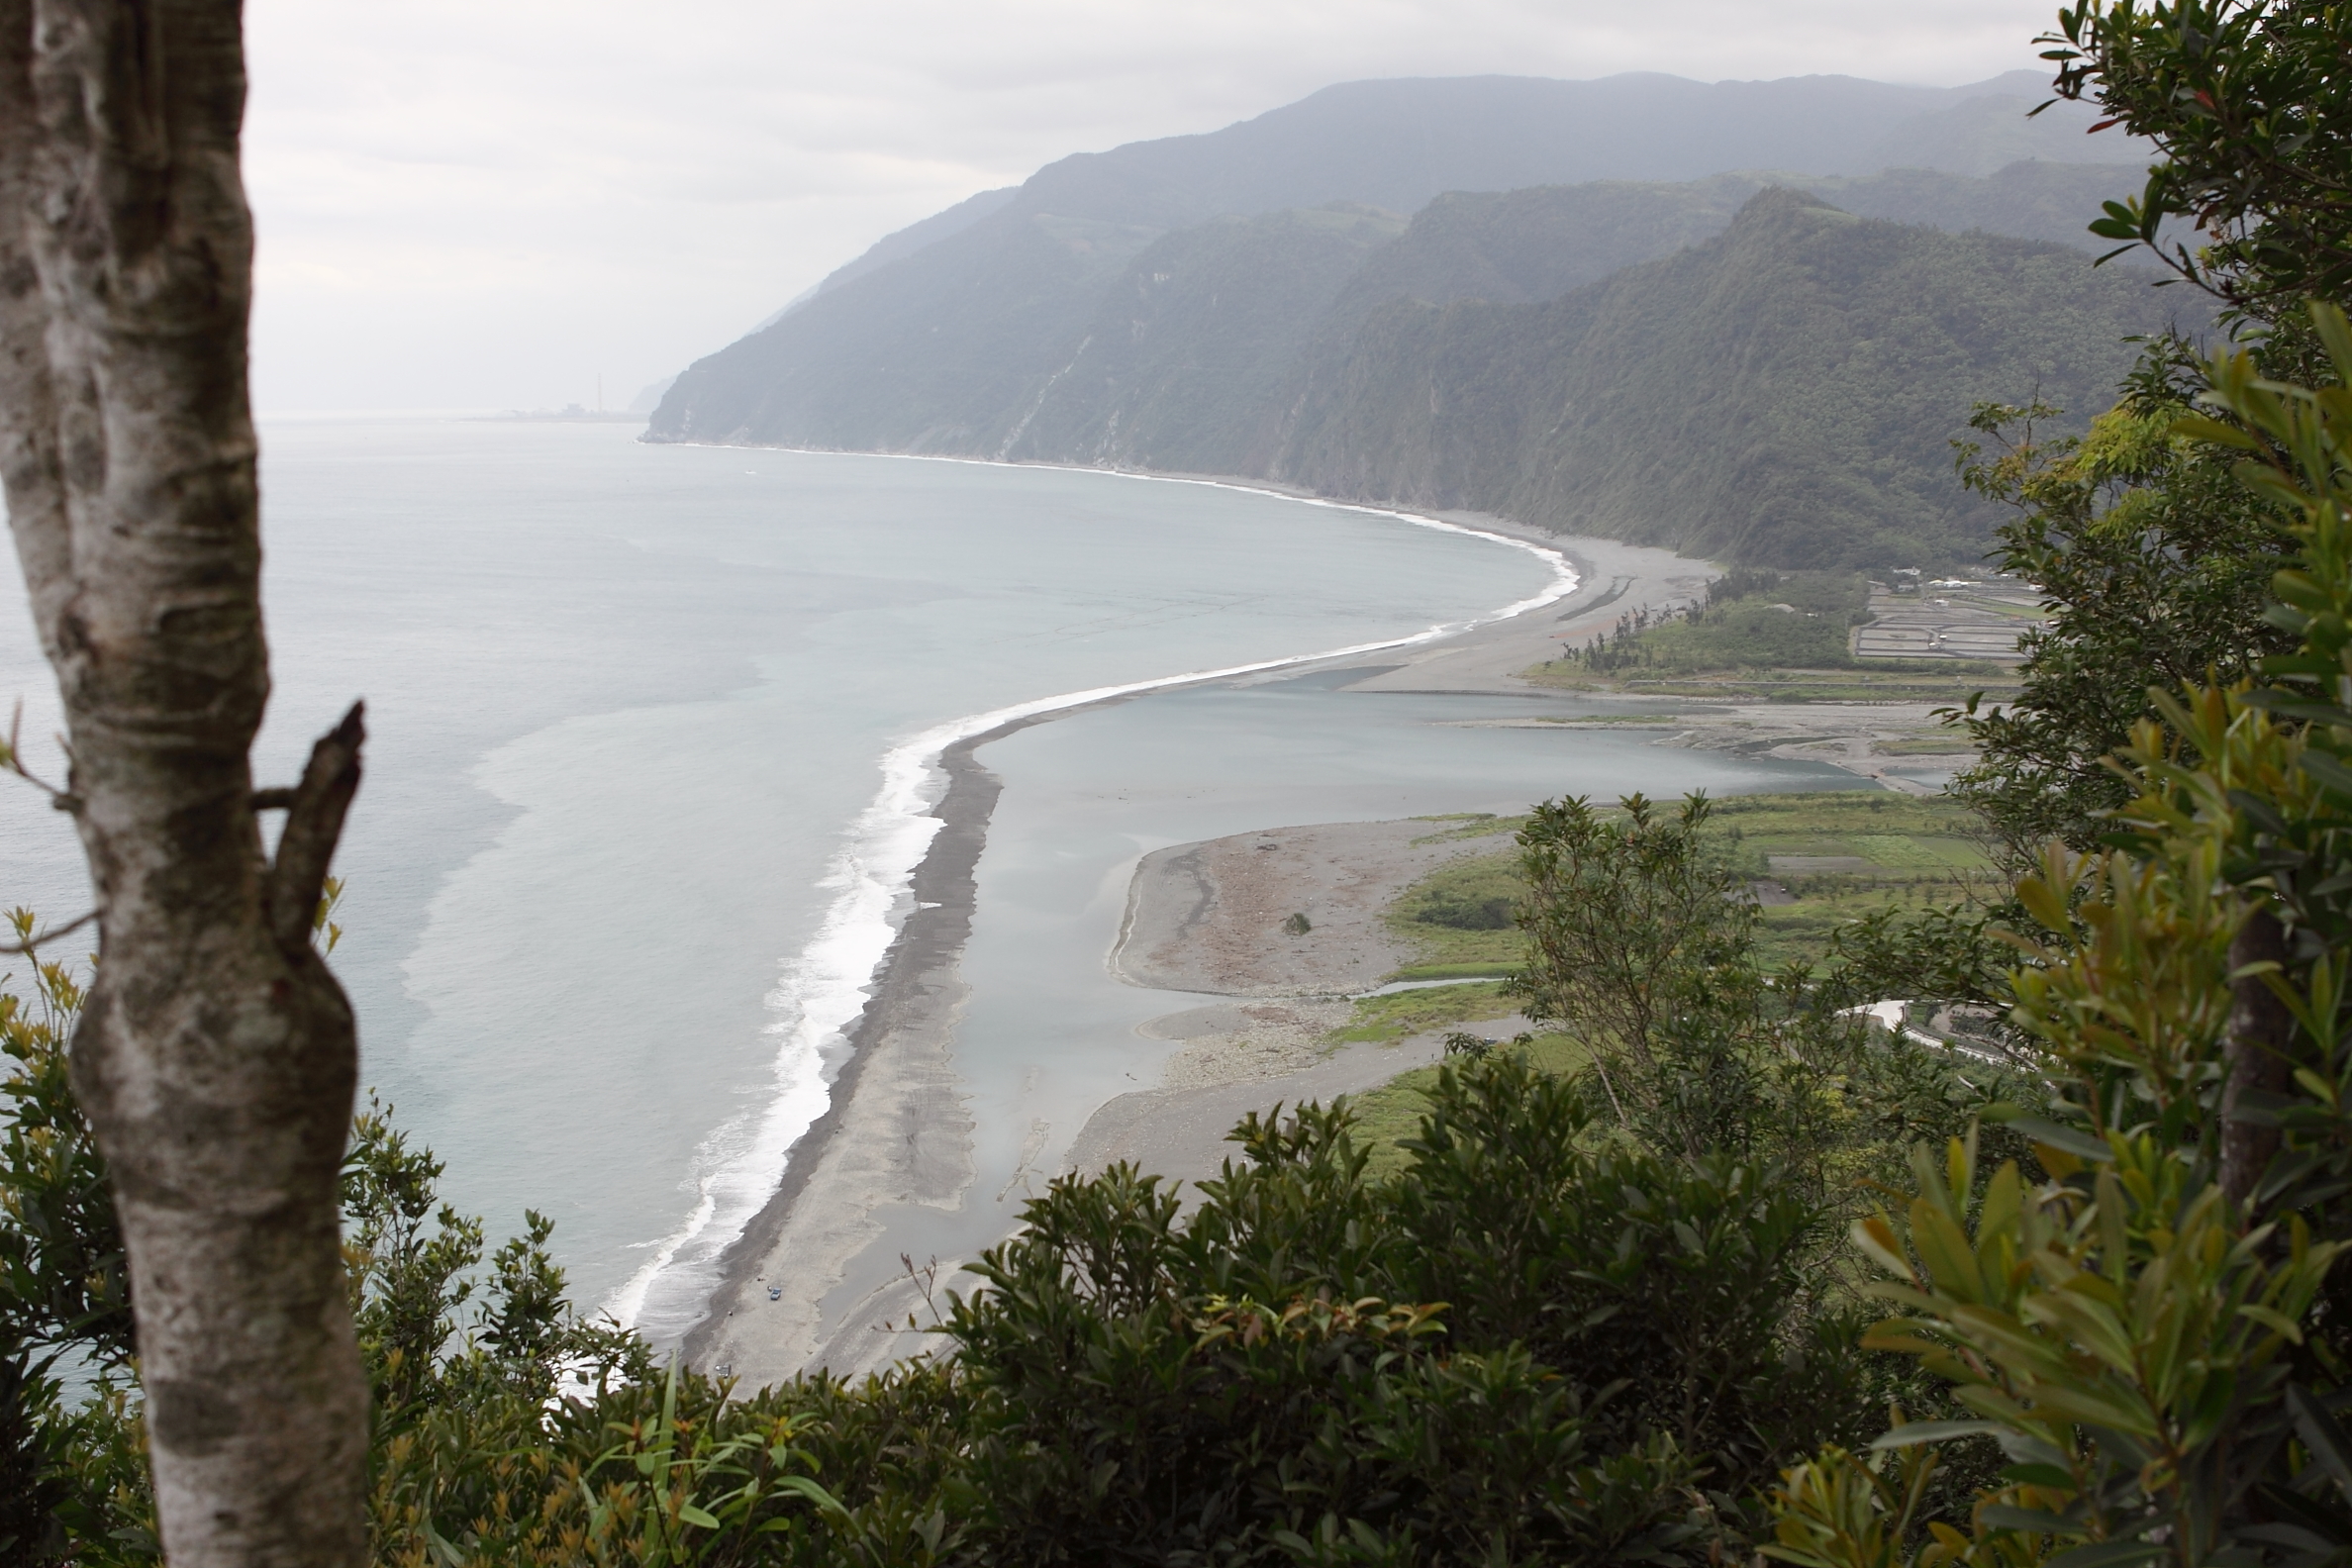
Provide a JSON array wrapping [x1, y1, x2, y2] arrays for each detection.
[[1387, 855, 1526, 971], [1711, 791, 1990, 869], [1327, 982, 1513, 1044], [1874, 735, 1978, 755], [1345, 1066, 1445, 1174], [1345, 1032, 1591, 1175], [1350, 791, 2004, 1164], [1408, 814, 1521, 846], [1712, 791, 1998, 967], [1747, 876, 1990, 968]]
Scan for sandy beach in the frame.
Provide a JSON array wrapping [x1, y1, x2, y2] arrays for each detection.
[[683, 802, 1525, 1383], [1336, 526, 1715, 696], [679, 519, 1920, 1387], [679, 720, 1007, 1385], [680, 518, 1585, 1385], [1112, 816, 1516, 997], [1071, 818, 1531, 1193]]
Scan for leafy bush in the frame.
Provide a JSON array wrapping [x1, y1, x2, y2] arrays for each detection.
[[7, 996, 1949, 1566], [938, 1064, 1862, 1562], [1763, 310, 2352, 1568], [1412, 890, 1514, 929]]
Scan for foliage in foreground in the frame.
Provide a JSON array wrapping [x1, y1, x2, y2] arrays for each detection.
[[1762, 310, 2352, 1568], [12, 12, 2352, 1558], [1950, 351, 2296, 863], [1950, 0, 2352, 864], [0, 805, 2009, 1566], [6, 1005, 1957, 1566]]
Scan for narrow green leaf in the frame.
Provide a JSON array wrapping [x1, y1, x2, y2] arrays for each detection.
[[1981, 1504, 2074, 1532], [2047, 1541, 2164, 1568], [2299, 750, 2352, 800], [775, 1474, 851, 1517], [1869, 1420, 2006, 1448], [2237, 1303, 2304, 1342], [2291, 1385, 2352, 1497], [2003, 1117, 2113, 1162]]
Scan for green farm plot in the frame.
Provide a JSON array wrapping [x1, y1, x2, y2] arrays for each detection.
[[1520, 660, 2016, 705], [1711, 792, 1996, 965], [1350, 789, 1998, 1170], [1874, 735, 1978, 756], [1383, 790, 1996, 979]]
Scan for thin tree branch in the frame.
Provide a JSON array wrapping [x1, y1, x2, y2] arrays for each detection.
[[0, 699, 75, 808], [0, 908, 95, 955], [266, 702, 364, 954]]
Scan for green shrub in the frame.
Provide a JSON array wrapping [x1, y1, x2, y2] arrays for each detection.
[[1413, 890, 1514, 929]]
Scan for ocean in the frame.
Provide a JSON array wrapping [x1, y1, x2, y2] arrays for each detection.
[[0, 419, 1865, 1336]]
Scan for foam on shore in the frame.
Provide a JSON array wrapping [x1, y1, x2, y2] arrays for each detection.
[[607, 503, 1575, 1339]]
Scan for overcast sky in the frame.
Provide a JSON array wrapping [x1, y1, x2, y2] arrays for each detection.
[[242, 0, 2079, 413]]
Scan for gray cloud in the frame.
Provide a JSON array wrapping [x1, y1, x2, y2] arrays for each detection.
[[242, 0, 2082, 412]]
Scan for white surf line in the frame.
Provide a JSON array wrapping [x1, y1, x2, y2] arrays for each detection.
[[662, 439, 1569, 567], [605, 458, 1578, 1335]]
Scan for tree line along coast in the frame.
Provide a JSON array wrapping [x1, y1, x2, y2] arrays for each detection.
[[7, 5, 2352, 1565]]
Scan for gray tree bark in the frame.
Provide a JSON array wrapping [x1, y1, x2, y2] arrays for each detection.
[[0, 3, 369, 1562]]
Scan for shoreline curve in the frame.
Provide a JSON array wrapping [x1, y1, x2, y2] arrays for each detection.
[[656, 490, 1599, 1376]]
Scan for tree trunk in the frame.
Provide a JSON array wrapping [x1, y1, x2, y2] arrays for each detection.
[[0, 3, 369, 1563], [2222, 905, 2293, 1215]]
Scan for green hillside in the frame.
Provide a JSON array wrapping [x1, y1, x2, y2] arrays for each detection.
[[1270, 189, 2194, 567], [649, 145, 2182, 566], [992, 165, 2167, 510], [1316, 161, 2140, 321], [647, 70, 2150, 470], [1002, 204, 1407, 472], [1323, 177, 1761, 311], [1815, 159, 2179, 249]]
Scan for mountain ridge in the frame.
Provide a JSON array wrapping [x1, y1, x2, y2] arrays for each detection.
[[648, 71, 2177, 566], [1261, 189, 2197, 567], [670, 69, 2149, 409]]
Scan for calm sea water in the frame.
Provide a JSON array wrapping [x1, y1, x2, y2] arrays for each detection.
[[0, 418, 1611, 1321]]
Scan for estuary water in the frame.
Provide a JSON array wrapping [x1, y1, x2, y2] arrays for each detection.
[[0, 418, 1589, 1320], [779, 675, 1870, 1343]]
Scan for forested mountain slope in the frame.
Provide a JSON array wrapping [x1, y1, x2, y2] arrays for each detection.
[[644, 72, 2185, 566], [979, 161, 2163, 490], [988, 204, 1410, 475], [655, 182, 2187, 567], [648, 71, 2145, 454], [782, 69, 2140, 309], [1267, 190, 2195, 567]]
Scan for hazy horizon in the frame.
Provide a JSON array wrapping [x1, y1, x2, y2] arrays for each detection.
[[244, 0, 2093, 415]]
